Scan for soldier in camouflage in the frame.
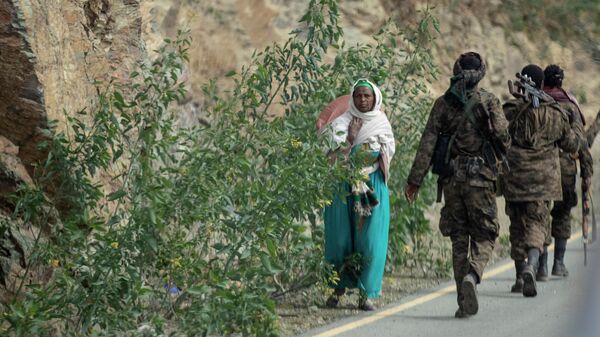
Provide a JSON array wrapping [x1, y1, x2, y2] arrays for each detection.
[[503, 64, 582, 298], [537, 64, 593, 280], [405, 52, 510, 318]]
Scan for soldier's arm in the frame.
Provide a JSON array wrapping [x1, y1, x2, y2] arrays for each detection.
[[557, 108, 581, 154], [579, 144, 593, 178], [406, 99, 443, 186], [487, 96, 511, 152], [586, 109, 600, 146], [568, 105, 585, 148], [578, 109, 600, 178]]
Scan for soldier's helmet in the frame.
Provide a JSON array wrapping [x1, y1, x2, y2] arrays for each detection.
[[521, 64, 545, 89]]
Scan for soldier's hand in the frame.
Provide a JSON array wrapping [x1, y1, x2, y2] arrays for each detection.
[[347, 117, 363, 145], [404, 183, 419, 204], [582, 176, 592, 193]]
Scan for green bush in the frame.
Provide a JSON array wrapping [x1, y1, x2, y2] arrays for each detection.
[[1, 1, 440, 335]]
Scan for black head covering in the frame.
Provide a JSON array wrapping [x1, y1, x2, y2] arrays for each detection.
[[544, 64, 564, 88], [521, 64, 544, 89], [453, 52, 486, 77], [459, 54, 481, 71], [445, 52, 487, 107]]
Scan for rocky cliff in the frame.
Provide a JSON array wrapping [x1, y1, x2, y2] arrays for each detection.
[[3, 1, 598, 167], [142, 0, 600, 122], [0, 0, 144, 174], [0, 0, 144, 302]]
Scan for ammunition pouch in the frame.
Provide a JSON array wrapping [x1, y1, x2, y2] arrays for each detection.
[[453, 155, 485, 182]]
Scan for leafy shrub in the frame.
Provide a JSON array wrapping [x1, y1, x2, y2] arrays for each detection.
[[1, 1, 440, 335]]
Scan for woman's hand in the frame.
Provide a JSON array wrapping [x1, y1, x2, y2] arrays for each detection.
[[346, 117, 363, 145]]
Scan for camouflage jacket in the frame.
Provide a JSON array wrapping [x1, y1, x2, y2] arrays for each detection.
[[502, 98, 581, 201], [554, 100, 593, 179], [587, 110, 600, 147], [407, 89, 510, 186]]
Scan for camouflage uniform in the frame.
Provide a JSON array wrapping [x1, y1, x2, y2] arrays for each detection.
[[549, 99, 593, 242], [503, 98, 581, 261], [408, 89, 510, 285]]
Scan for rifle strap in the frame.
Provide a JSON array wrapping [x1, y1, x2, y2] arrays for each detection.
[[463, 93, 479, 127], [512, 101, 532, 125], [444, 133, 457, 165]]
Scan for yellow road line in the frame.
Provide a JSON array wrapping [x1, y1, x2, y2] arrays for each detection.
[[311, 232, 583, 337]]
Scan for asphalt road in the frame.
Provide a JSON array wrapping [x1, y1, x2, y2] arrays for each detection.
[[301, 235, 600, 337]]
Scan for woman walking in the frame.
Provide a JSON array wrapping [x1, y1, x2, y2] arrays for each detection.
[[323, 79, 395, 311]]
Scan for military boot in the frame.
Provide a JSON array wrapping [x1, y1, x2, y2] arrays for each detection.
[[460, 273, 478, 315], [454, 281, 470, 318], [511, 260, 526, 293], [552, 238, 569, 277], [536, 245, 549, 282], [455, 307, 470, 318], [523, 248, 539, 297]]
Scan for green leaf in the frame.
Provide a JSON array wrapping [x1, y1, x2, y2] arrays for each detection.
[[187, 285, 210, 295], [107, 189, 126, 201]]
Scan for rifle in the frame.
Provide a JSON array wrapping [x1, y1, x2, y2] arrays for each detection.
[[583, 190, 593, 266], [507, 73, 554, 108]]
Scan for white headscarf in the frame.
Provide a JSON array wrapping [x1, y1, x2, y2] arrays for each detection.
[[329, 79, 396, 181]]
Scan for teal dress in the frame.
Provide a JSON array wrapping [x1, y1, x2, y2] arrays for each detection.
[[324, 149, 390, 299]]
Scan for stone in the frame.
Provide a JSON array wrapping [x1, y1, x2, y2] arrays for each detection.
[[0, 136, 33, 209], [0, 0, 145, 176]]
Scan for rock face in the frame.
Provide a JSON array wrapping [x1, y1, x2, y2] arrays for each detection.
[[0, 0, 145, 303], [0, 136, 32, 207], [0, 136, 38, 303], [142, 0, 600, 121], [0, 1, 47, 176], [0, 0, 145, 175]]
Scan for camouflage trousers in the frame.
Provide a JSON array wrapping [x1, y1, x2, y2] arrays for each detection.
[[439, 176, 499, 283], [550, 174, 577, 241], [506, 200, 552, 261]]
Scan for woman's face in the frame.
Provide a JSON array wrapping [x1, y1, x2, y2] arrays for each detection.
[[353, 87, 375, 112]]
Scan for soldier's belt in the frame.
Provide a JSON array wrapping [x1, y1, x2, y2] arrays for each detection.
[[453, 155, 485, 179]]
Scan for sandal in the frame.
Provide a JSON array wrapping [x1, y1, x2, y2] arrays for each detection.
[[359, 299, 376, 311], [358, 291, 376, 311]]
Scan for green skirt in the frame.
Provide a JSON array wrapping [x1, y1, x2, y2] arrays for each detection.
[[324, 168, 390, 299]]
